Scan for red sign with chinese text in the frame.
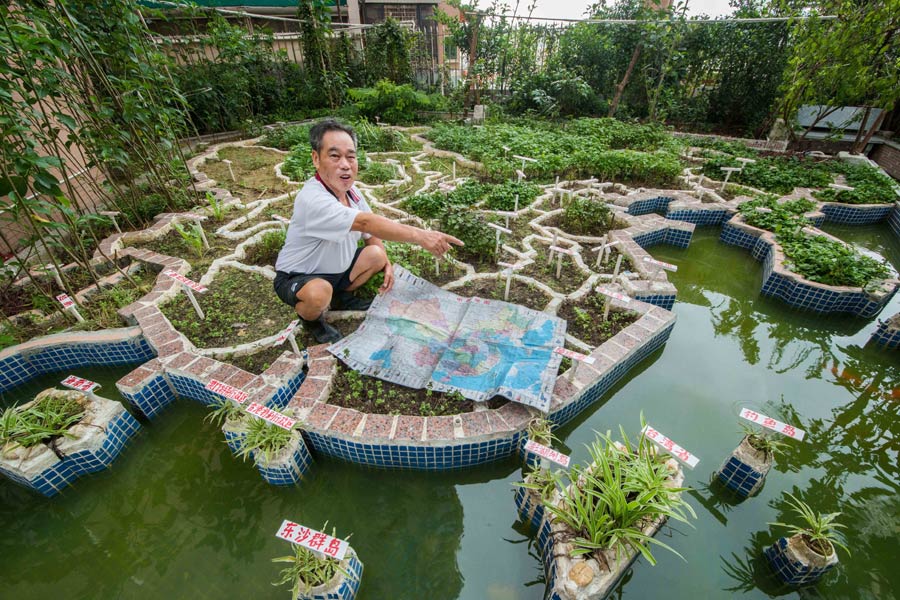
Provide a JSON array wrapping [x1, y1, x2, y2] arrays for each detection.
[[275, 520, 349, 561]]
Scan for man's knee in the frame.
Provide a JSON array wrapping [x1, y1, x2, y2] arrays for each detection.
[[295, 279, 333, 319], [360, 244, 388, 269]]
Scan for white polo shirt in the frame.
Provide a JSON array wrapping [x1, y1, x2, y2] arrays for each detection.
[[275, 177, 372, 274]]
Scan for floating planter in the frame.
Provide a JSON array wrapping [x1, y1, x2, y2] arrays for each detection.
[[536, 429, 694, 599], [273, 521, 363, 600], [716, 432, 777, 498], [0, 388, 140, 497], [514, 469, 555, 534], [235, 406, 312, 486], [764, 493, 848, 586]]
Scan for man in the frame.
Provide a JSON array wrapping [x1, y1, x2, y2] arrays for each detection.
[[273, 119, 463, 343]]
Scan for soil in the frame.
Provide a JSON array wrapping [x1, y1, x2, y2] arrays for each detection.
[[225, 345, 294, 375], [329, 359, 507, 416], [454, 277, 551, 312], [202, 146, 293, 200], [391, 254, 466, 288], [161, 267, 295, 348], [590, 249, 634, 275], [134, 223, 236, 274], [542, 213, 629, 239], [519, 242, 588, 295], [558, 295, 639, 347]]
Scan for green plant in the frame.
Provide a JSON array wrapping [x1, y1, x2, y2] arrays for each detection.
[[207, 191, 228, 220], [359, 161, 395, 185], [350, 79, 434, 124], [526, 416, 558, 447], [205, 398, 245, 427], [778, 232, 891, 288], [738, 195, 813, 234], [236, 417, 295, 465], [0, 392, 85, 455], [246, 229, 286, 266], [561, 197, 613, 236], [172, 222, 205, 258], [272, 526, 354, 596], [544, 419, 696, 567], [515, 465, 560, 503], [812, 165, 899, 205], [739, 423, 788, 458], [769, 493, 850, 558]]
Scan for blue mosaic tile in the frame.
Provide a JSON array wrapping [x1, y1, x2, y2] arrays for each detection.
[[268, 371, 307, 410], [121, 375, 177, 419], [716, 455, 766, 497], [765, 536, 837, 585], [634, 294, 676, 311], [821, 203, 893, 225], [0, 354, 37, 393], [627, 196, 673, 216], [256, 436, 313, 485], [665, 209, 732, 226], [888, 205, 900, 240], [298, 552, 363, 600], [869, 319, 900, 349], [633, 227, 692, 250], [514, 486, 545, 534]]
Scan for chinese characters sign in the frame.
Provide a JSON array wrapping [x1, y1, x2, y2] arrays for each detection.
[[163, 269, 207, 293], [275, 320, 299, 345], [642, 425, 699, 468], [61, 375, 99, 393], [246, 402, 296, 431], [553, 346, 595, 365], [56, 294, 75, 308], [739, 408, 806, 441], [205, 379, 248, 404], [276, 520, 349, 561], [524, 439, 570, 468]]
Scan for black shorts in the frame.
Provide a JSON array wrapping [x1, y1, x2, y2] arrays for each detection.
[[273, 246, 365, 307]]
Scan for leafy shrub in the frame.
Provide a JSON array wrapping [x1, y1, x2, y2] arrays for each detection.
[[350, 80, 434, 124], [439, 210, 496, 262], [359, 161, 395, 185], [702, 155, 835, 194], [482, 181, 540, 211], [259, 123, 313, 151], [246, 229, 286, 266], [738, 195, 814, 233], [402, 182, 483, 220], [778, 232, 891, 288], [561, 197, 613, 235]]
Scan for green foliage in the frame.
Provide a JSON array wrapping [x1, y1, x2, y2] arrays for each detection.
[[364, 18, 416, 85], [439, 209, 496, 262], [246, 229, 286, 266], [812, 165, 899, 205], [260, 123, 313, 151], [738, 195, 813, 234], [561, 197, 613, 236], [236, 417, 295, 465], [0, 393, 85, 451], [359, 161, 396, 185], [272, 527, 354, 596], [526, 416, 557, 447], [545, 420, 696, 565], [172, 222, 205, 258], [703, 155, 836, 194], [481, 181, 540, 211], [739, 423, 788, 458], [350, 80, 435, 125], [205, 398, 245, 428], [778, 232, 891, 288], [427, 119, 682, 185], [769, 493, 850, 558]]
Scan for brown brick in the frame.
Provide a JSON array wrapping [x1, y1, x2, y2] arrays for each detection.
[[393, 415, 424, 441], [306, 403, 339, 429], [425, 416, 455, 441], [328, 409, 364, 436]]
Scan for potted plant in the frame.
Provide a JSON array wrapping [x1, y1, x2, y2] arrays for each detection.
[[519, 415, 559, 469], [205, 398, 248, 454], [764, 493, 849, 585], [236, 414, 312, 485], [716, 423, 787, 498], [272, 527, 363, 600], [539, 423, 696, 599]]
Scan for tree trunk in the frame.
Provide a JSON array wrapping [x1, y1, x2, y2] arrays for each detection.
[[853, 109, 887, 154], [608, 44, 641, 118]]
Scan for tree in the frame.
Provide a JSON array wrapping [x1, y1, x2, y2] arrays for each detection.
[[777, 0, 900, 152]]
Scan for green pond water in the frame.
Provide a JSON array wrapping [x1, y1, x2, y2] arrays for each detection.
[[1, 227, 898, 599]]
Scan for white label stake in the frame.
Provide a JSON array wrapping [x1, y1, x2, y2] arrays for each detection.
[[524, 439, 570, 468], [164, 270, 207, 319], [739, 408, 806, 441], [61, 375, 100, 395], [56, 294, 85, 322], [642, 425, 700, 468], [246, 402, 296, 430], [275, 319, 301, 354]]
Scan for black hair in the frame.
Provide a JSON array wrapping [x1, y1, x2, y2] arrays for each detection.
[[309, 118, 357, 152]]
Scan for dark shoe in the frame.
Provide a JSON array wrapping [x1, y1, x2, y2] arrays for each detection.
[[332, 291, 372, 312], [302, 316, 343, 344]]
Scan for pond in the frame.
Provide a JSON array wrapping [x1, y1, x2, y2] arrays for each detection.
[[0, 228, 897, 599]]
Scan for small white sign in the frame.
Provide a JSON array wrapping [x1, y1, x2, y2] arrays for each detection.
[[205, 379, 248, 404], [275, 320, 300, 345], [596, 287, 632, 303], [721, 167, 742, 173], [56, 293, 75, 308], [487, 222, 512, 234], [246, 402, 296, 431], [642, 425, 700, 468], [272, 214, 291, 223], [524, 439, 570, 468], [739, 408, 806, 441], [180, 212, 208, 221], [549, 245, 574, 255], [643, 256, 678, 272], [275, 520, 349, 561], [553, 346, 595, 365], [61, 375, 100, 393], [512, 154, 538, 163], [163, 270, 207, 293]]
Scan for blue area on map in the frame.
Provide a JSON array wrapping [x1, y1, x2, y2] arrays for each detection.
[[371, 348, 393, 369]]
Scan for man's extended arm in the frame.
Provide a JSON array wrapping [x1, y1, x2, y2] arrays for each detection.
[[351, 212, 463, 257]]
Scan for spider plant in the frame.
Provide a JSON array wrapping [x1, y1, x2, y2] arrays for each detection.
[[526, 415, 558, 447], [0, 393, 86, 457], [545, 420, 696, 569], [272, 525, 354, 596], [206, 191, 227, 221], [236, 417, 295, 464], [204, 398, 246, 427], [515, 465, 560, 503], [172, 222, 205, 258], [769, 494, 850, 558], [739, 423, 788, 458]]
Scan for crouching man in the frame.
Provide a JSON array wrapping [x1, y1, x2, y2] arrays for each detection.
[[274, 118, 463, 343]]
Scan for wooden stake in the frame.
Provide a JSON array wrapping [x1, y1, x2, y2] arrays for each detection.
[[556, 252, 563, 278], [613, 254, 623, 277], [288, 331, 301, 355], [223, 159, 236, 182], [182, 283, 205, 319]]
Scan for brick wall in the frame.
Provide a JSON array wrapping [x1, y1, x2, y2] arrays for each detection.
[[872, 143, 900, 180]]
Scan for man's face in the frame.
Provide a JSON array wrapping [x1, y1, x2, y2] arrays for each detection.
[[312, 130, 358, 198]]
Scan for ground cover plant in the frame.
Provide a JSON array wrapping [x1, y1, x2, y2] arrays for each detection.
[[701, 154, 838, 195], [202, 147, 292, 200], [162, 267, 295, 348], [738, 195, 815, 233], [559, 196, 615, 236], [558, 296, 640, 348], [245, 229, 286, 267], [777, 232, 891, 288], [518, 243, 587, 294], [426, 119, 683, 185], [272, 527, 355, 596], [545, 422, 696, 566], [812, 165, 899, 205]]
